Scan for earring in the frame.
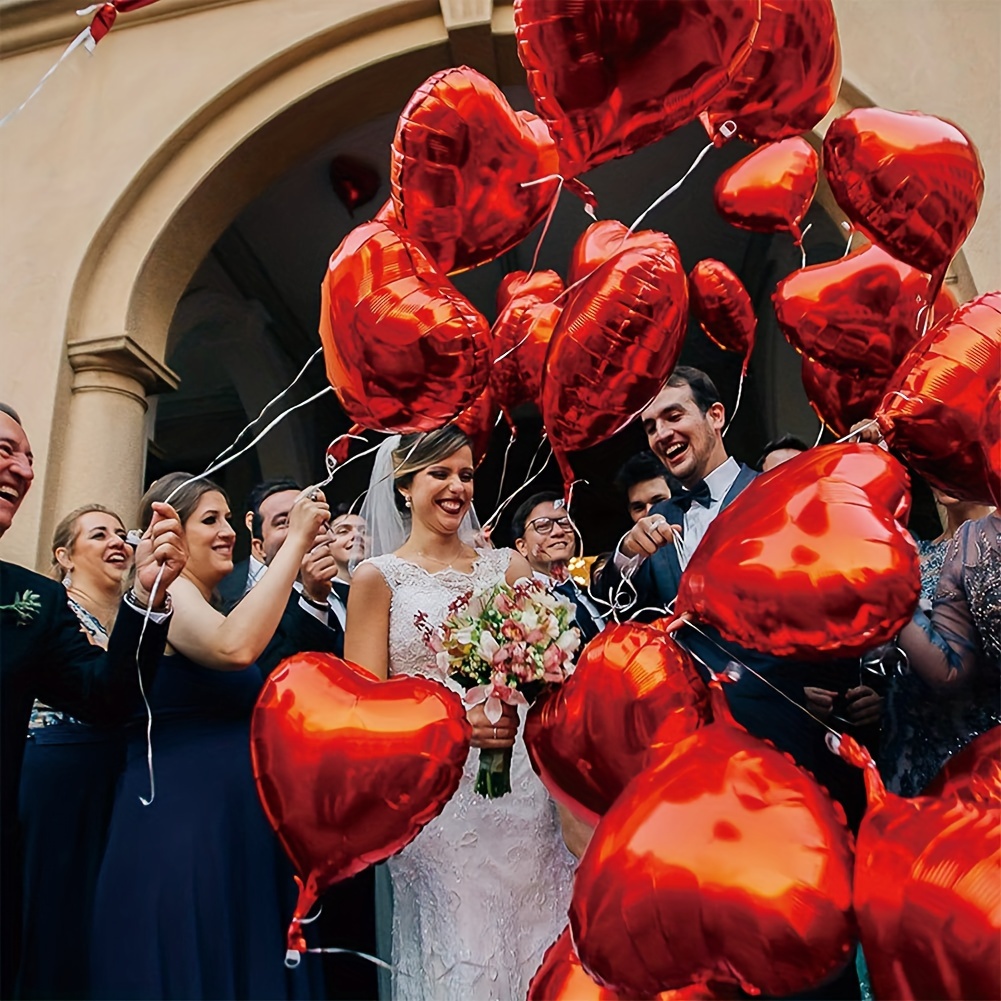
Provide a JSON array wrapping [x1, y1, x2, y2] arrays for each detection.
[[62, 571, 72, 589], [404, 495, 412, 509]]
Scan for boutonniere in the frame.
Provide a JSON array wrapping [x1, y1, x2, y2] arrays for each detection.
[[1, 589, 42, 626]]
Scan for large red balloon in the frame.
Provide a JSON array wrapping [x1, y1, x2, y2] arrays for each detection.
[[688, 259, 757, 376], [923, 727, 1001, 804], [676, 443, 921, 659], [452, 388, 498, 467], [567, 220, 670, 289], [571, 684, 856, 998], [528, 927, 740, 1001], [524, 621, 710, 825], [390, 66, 560, 275], [983, 381, 1001, 507], [319, 220, 491, 432], [823, 108, 985, 281], [714, 136, 819, 244], [839, 735, 1000, 1001], [701, 0, 842, 145], [541, 230, 688, 488], [774, 242, 931, 377], [801, 355, 889, 438], [489, 270, 564, 427], [251, 653, 471, 954], [513, 0, 760, 180], [877, 290, 1001, 506]]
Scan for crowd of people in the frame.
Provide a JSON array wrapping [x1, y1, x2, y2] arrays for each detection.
[[1, 364, 998, 1000]]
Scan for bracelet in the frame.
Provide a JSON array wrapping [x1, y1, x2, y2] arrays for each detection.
[[302, 594, 329, 611], [124, 589, 172, 616]]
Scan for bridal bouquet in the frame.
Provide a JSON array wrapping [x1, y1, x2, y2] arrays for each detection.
[[417, 578, 580, 798]]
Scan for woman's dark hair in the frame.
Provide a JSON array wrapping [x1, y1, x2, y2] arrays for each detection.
[[665, 366, 722, 415], [138, 472, 229, 531], [391, 426, 473, 513]]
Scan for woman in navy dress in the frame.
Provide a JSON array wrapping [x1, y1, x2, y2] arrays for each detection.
[[90, 473, 329, 1000]]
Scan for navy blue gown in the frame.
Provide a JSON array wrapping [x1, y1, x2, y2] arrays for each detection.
[[90, 652, 323, 1001]]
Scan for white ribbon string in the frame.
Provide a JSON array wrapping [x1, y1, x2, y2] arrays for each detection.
[[799, 222, 813, 270], [526, 178, 564, 278], [813, 418, 826, 447], [494, 426, 517, 508], [482, 434, 552, 530], [722, 368, 747, 438]]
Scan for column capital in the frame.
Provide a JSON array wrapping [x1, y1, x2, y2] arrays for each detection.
[[66, 335, 179, 395]]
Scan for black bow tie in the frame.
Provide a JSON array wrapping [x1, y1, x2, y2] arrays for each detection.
[[673, 481, 713, 512], [330, 580, 350, 603]]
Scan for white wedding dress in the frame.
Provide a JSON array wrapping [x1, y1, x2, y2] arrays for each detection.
[[367, 548, 576, 1001]]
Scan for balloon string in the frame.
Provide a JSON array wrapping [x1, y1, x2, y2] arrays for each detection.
[[722, 369, 746, 438], [841, 223, 855, 258], [135, 561, 166, 806], [628, 129, 729, 233], [495, 425, 517, 508], [813, 418, 825, 447], [799, 222, 814, 270], [526, 178, 564, 278], [482, 434, 552, 529]]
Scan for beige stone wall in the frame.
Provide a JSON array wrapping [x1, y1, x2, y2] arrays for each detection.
[[1, 0, 997, 570]]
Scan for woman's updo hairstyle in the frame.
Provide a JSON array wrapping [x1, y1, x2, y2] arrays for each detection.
[[49, 504, 124, 580], [138, 472, 230, 532], [391, 425, 473, 513]]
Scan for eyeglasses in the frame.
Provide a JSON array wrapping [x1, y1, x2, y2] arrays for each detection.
[[526, 515, 573, 535]]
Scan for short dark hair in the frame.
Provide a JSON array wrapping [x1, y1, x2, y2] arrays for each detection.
[[757, 434, 809, 470], [613, 450, 683, 495], [330, 501, 353, 521], [0, 402, 22, 425], [510, 490, 563, 543], [246, 478, 301, 538], [665, 366, 721, 415]]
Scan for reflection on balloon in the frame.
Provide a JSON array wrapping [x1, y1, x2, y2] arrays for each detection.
[[701, 0, 842, 145], [319, 220, 491, 433], [801, 355, 889, 438], [688, 259, 757, 375], [250, 653, 471, 953], [452, 388, 499, 467], [571, 685, 855, 998], [922, 726, 1001, 804], [514, 0, 760, 180], [823, 108, 985, 282], [676, 443, 921, 659], [877, 290, 1001, 506], [774, 243, 930, 377], [524, 621, 710, 825], [714, 137, 819, 244]]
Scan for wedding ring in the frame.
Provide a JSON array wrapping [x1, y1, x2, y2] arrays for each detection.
[[309, 490, 319, 501], [493, 726, 498, 739]]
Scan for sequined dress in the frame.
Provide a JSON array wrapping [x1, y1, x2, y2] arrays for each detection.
[[367, 549, 576, 1001]]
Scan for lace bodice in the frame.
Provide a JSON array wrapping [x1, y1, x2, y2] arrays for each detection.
[[365, 548, 575, 1001]]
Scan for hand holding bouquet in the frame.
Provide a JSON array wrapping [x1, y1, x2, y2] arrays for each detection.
[[418, 577, 580, 797]]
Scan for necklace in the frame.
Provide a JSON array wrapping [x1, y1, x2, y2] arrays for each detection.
[[414, 546, 467, 569]]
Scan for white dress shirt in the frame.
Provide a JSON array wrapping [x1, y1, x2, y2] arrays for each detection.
[[614, 456, 742, 574]]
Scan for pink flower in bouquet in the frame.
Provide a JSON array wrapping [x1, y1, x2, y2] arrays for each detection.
[[493, 591, 515, 615], [501, 619, 527, 642], [542, 643, 566, 682], [465, 672, 529, 724]]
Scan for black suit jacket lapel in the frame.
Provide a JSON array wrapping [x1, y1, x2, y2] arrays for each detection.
[[721, 463, 758, 510], [645, 498, 684, 602]]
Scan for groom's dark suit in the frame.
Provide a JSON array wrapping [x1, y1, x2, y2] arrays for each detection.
[[1, 561, 170, 995]]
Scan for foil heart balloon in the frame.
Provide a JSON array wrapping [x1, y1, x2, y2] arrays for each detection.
[[513, 0, 760, 179], [541, 230, 688, 488], [528, 927, 740, 1001], [714, 136, 819, 244], [823, 108, 985, 283], [923, 727, 1001, 803], [774, 243, 931, 377], [801, 355, 889, 438], [319, 220, 491, 432], [701, 0, 842, 145], [571, 684, 856, 998], [524, 621, 710, 825], [452, 388, 498, 467], [688, 259, 757, 376], [931, 283, 959, 325], [877, 290, 1001, 506], [390, 66, 561, 274], [839, 735, 1000, 1001], [567, 220, 667, 286], [983, 382, 1001, 507], [251, 653, 471, 955], [489, 270, 564, 428], [676, 443, 921, 659]]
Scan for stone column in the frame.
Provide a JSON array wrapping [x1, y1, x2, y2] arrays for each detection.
[[58, 336, 178, 527]]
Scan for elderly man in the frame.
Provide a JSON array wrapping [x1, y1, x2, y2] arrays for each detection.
[[0, 403, 186, 995]]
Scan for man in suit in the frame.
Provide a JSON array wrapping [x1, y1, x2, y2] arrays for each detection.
[[511, 491, 605, 647], [0, 403, 187, 995], [613, 449, 682, 523]]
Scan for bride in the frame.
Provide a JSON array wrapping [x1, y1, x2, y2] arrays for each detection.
[[345, 425, 576, 1001]]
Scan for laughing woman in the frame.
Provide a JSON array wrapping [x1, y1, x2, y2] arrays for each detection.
[[90, 473, 329, 1001]]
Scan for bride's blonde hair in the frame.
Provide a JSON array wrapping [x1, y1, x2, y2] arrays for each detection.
[[392, 426, 472, 512]]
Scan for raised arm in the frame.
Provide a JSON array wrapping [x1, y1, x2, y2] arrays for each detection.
[[343, 562, 392, 680], [166, 491, 329, 670]]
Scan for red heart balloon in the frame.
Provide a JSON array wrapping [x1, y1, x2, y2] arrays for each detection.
[[567, 220, 667, 286], [774, 242, 931, 377], [801, 354, 890, 438], [823, 108, 985, 281], [571, 684, 856, 998], [541, 230, 688, 488], [983, 382, 1001, 507], [701, 0, 842, 145], [489, 270, 564, 428], [452, 387, 498, 467], [931, 283, 959, 326], [714, 136, 819, 244], [251, 653, 471, 954], [529, 927, 740, 1001], [676, 443, 921, 659], [513, 0, 760, 179], [319, 220, 491, 432], [390, 66, 561, 275], [877, 290, 1001, 506], [922, 726, 1001, 803], [688, 259, 757, 376], [839, 735, 1000, 1001], [524, 621, 710, 825]]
